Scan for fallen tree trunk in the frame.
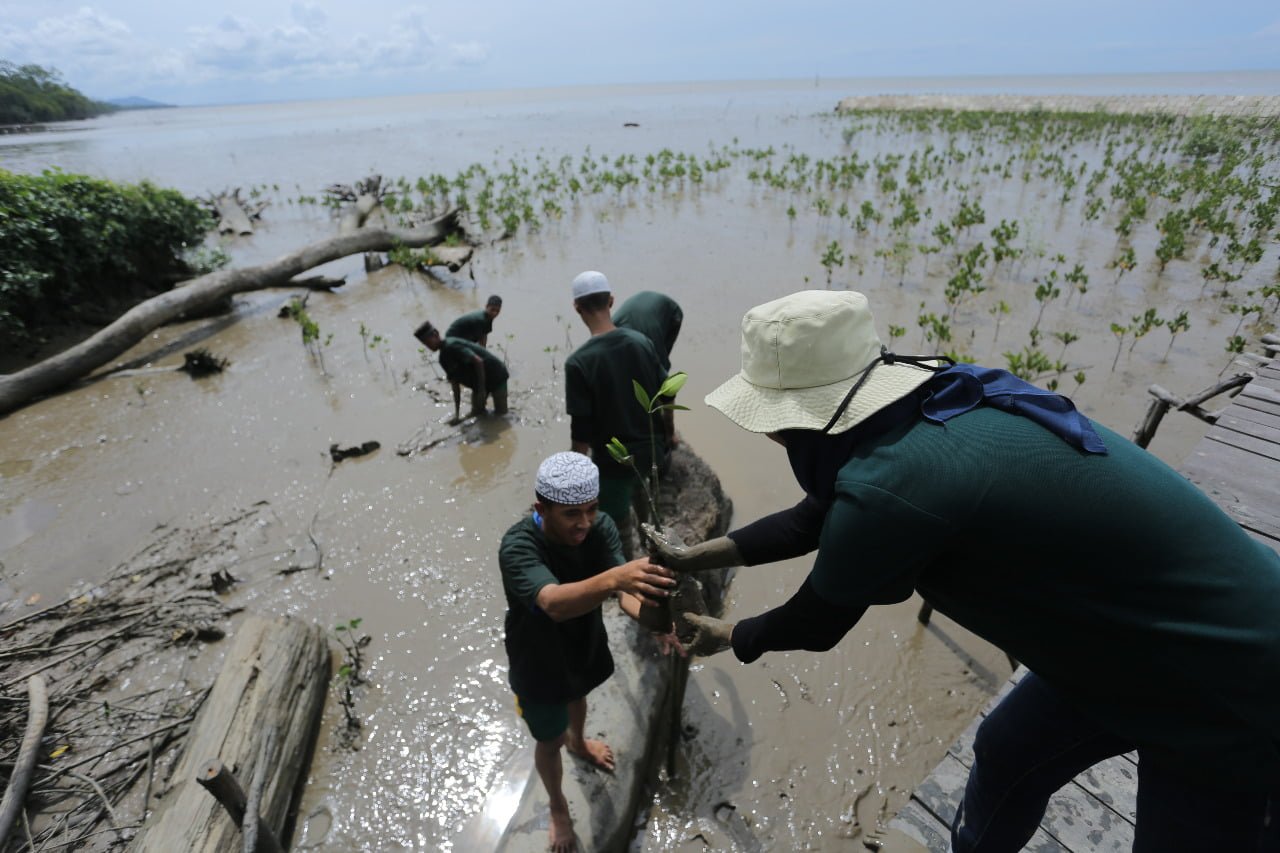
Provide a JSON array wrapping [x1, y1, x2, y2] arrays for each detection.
[[130, 615, 329, 852], [212, 191, 256, 236], [0, 209, 459, 416]]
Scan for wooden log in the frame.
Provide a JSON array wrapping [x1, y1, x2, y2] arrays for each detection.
[[0, 209, 459, 415], [213, 192, 255, 236], [130, 615, 330, 852], [0, 676, 48, 846]]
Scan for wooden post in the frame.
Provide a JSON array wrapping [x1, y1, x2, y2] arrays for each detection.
[[195, 761, 283, 853], [130, 615, 329, 852]]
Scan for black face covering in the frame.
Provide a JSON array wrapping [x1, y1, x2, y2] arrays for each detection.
[[782, 392, 922, 503], [785, 349, 952, 503]]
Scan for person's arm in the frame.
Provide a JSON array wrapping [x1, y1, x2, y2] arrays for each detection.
[[450, 381, 462, 422], [534, 557, 674, 622], [479, 334, 488, 347], [729, 576, 866, 663], [572, 439, 592, 456]]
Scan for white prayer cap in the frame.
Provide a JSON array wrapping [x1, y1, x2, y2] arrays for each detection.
[[535, 452, 600, 505], [571, 270, 611, 301]]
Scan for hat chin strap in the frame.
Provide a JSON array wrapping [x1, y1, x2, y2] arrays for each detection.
[[820, 347, 955, 434]]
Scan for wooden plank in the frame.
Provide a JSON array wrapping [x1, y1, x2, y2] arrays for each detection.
[[891, 798, 954, 851], [1239, 381, 1280, 407], [1212, 413, 1280, 446], [1205, 429, 1280, 463], [1039, 782, 1135, 852], [1180, 443, 1280, 542], [1218, 401, 1280, 431], [1233, 392, 1280, 420]]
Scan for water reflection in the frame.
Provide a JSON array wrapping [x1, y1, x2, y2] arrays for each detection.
[[452, 417, 517, 491]]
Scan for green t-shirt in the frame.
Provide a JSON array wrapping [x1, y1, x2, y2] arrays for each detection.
[[438, 337, 508, 392], [613, 291, 682, 371], [446, 310, 492, 344], [811, 406, 1280, 785], [564, 328, 668, 478], [498, 513, 625, 702]]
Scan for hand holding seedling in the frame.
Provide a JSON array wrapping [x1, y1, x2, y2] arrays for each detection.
[[640, 523, 743, 573], [611, 557, 676, 603], [681, 612, 734, 657]]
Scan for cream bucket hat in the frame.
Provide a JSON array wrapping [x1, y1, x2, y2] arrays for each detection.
[[705, 290, 946, 435]]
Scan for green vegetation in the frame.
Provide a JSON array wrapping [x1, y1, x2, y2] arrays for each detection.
[[0, 62, 115, 125], [0, 169, 211, 343]]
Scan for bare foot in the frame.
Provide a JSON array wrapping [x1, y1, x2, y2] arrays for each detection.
[[549, 800, 576, 852], [566, 738, 615, 772]]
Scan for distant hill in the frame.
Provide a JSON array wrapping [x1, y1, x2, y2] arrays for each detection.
[[105, 96, 174, 110]]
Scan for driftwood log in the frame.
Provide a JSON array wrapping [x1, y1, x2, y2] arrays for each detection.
[[129, 615, 329, 852], [210, 190, 263, 236], [0, 209, 460, 415], [0, 675, 48, 846]]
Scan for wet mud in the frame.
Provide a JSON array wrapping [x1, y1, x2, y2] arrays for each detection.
[[1, 85, 1276, 850]]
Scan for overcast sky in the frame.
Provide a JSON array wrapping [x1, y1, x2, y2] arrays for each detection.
[[3, 2, 1279, 106]]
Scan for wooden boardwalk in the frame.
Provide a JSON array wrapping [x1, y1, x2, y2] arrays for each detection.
[[888, 345, 1280, 852]]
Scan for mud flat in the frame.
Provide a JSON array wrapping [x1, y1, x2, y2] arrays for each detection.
[[836, 93, 1280, 117]]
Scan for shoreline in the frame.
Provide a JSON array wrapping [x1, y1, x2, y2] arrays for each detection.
[[836, 92, 1280, 117]]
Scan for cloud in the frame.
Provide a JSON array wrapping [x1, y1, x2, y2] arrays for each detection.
[[0, 6, 134, 67], [0, 4, 490, 100], [1253, 19, 1280, 37]]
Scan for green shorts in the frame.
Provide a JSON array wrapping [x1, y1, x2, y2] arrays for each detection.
[[515, 695, 568, 743]]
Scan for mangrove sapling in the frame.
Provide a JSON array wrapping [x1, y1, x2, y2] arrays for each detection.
[[1126, 307, 1167, 353], [1111, 247, 1138, 285], [332, 618, 371, 746], [1032, 271, 1061, 334], [1110, 323, 1131, 371], [989, 300, 1010, 344], [1052, 330, 1080, 361], [821, 241, 844, 286], [1071, 370, 1087, 399], [1163, 311, 1191, 361]]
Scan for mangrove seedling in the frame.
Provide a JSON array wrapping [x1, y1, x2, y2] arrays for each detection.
[[333, 617, 371, 745], [1163, 311, 1191, 361], [821, 240, 844, 286], [1110, 322, 1130, 371]]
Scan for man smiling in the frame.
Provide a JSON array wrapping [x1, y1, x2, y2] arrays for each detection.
[[497, 451, 683, 852]]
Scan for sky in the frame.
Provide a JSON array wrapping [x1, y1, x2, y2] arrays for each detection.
[[2, 1, 1279, 106]]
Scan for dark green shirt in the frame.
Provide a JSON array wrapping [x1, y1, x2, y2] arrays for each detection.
[[498, 513, 625, 702], [613, 291, 682, 371], [807, 406, 1280, 785], [446, 310, 492, 344], [565, 328, 667, 478], [438, 337, 508, 392]]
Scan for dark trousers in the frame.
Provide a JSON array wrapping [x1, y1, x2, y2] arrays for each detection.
[[952, 672, 1280, 852]]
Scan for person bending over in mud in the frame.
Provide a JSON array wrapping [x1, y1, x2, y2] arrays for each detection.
[[648, 289, 1280, 853], [446, 294, 503, 346], [413, 320, 508, 423], [499, 452, 684, 853]]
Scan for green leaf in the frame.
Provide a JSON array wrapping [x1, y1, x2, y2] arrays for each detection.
[[349, 618, 363, 629], [632, 380, 651, 411], [658, 371, 688, 399], [337, 664, 352, 679], [606, 437, 632, 464], [658, 404, 691, 412]]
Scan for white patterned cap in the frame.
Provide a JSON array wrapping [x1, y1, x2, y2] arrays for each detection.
[[535, 452, 600, 505], [571, 270, 611, 301]]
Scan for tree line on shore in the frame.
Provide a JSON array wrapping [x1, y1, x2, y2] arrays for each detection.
[[0, 61, 115, 126]]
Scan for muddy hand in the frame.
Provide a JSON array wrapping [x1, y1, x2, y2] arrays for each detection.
[[640, 523, 743, 573], [681, 612, 734, 657]]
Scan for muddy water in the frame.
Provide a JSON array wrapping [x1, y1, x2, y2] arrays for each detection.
[[1, 78, 1275, 851]]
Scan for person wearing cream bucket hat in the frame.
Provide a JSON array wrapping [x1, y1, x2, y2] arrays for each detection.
[[646, 290, 1280, 853], [704, 290, 946, 435]]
